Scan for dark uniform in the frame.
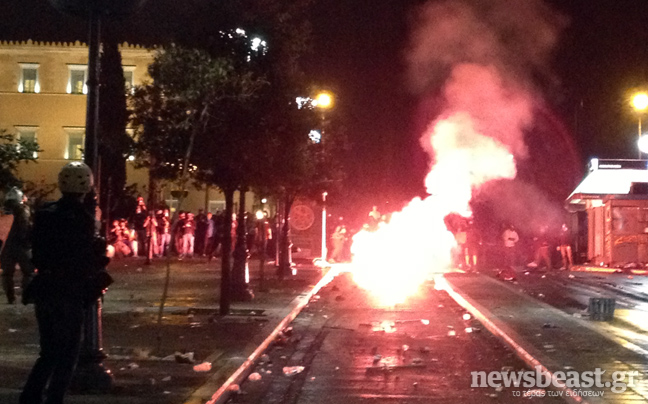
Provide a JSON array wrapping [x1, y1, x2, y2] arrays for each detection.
[[20, 196, 109, 404], [1, 202, 34, 304]]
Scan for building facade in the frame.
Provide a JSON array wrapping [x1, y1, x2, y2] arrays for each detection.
[[0, 39, 255, 214]]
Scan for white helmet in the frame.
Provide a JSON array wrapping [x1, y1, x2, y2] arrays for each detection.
[[4, 187, 24, 212], [58, 162, 93, 194], [5, 187, 24, 204]]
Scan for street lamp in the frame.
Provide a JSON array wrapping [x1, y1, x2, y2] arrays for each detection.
[[632, 92, 648, 159], [314, 92, 332, 262], [315, 92, 333, 109]]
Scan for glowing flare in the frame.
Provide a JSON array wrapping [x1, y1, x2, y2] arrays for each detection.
[[347, 64, 528, 305], [349, 113, 517, 306]]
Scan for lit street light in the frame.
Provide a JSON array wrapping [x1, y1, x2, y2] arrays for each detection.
[[314, 92, 333, 262], [315, 92, 333, 109], [632, 92, 648, 158]]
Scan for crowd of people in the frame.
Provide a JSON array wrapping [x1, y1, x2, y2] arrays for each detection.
[[445, 213, 575, 276], [107, 196, 273, 261]]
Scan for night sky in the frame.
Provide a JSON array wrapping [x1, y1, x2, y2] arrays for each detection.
[[3, 0, 648, 218]]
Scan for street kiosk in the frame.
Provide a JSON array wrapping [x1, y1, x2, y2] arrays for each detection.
[[566, 159, 648, 266]]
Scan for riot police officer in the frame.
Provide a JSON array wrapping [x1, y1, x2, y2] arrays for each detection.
[[20, 162, 111, 404], [0, 186, 34, 304]]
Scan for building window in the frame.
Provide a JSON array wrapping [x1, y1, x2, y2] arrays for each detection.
[[67, 65, 87, 94], [16, 127, 38, 158], [208, 200, 226, 213], [19, 63, 40, 93], [123, 66, 135, 92], [64, 129, 85, 160]]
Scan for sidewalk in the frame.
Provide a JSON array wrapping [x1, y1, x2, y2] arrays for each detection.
[[570, 264, 648, 276], [0, 256, 324, 404], [444, 272, 648, 403]]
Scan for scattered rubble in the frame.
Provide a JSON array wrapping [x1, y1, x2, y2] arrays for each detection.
[[283, 366, 305, 376], [174, 352, 195, 364], [193, 362, 212, 372]]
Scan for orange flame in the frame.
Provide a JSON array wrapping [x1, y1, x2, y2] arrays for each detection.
[[349, 111, 517, 305]]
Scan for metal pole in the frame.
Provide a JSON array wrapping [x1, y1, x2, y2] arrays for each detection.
[[321, 192, 327, 261], [74, 7, 113, 392], [639, 117, 643, 160]]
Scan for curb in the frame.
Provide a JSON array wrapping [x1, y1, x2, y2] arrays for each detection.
[[185, 267, 340, 404], [438, 274, 592, 404]]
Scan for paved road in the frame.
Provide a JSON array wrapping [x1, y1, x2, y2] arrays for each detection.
[[504, 267, 648, 355], [227, 271, 565, 404]]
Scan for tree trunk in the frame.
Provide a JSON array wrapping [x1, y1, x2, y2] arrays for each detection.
[[232, 187, 253, 301], [220, 187, 234, 315], [147, 173, 159, 209], [278, 194, 295, 280]]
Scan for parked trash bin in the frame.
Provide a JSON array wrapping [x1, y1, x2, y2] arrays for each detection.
[[589, 298, 615, 321]]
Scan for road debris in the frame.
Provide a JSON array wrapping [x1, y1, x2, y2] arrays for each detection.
[[133, 348, 150, 359], [366, 363, 426, 373], [193, 362, 212, 372], [248, 372, 262, 381], [174, 351, 195, 364], [283, 366, 305, 376]]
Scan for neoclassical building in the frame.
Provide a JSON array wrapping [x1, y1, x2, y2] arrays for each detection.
[[0, 39, 253, 213]]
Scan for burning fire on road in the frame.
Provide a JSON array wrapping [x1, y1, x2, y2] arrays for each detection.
[[346, 0, 566, 305]]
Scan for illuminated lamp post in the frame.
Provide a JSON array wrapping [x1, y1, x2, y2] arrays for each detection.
[[314, 92, 333, 262], [632, 92, 648, 159], [48, 0, 146, 392]]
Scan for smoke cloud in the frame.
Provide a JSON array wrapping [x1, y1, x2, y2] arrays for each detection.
[[408, 0, 571, 233], [347, 0, 573, 300], [407, 0, 567, 95]]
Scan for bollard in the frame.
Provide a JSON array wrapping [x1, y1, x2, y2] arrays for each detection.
[[589, 297, 615, 321]]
